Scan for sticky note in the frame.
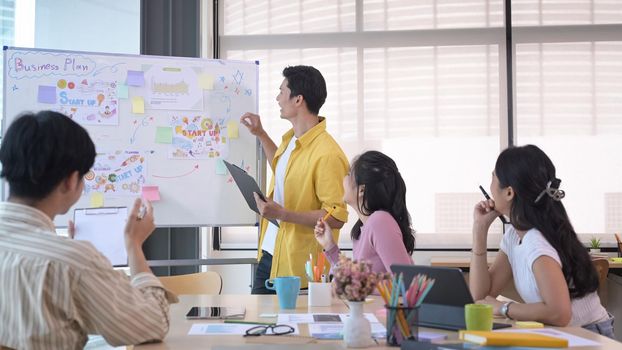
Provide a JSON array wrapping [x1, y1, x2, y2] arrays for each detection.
[[126, 70, 145, 87], [142, 186, 161, 202], [515, 321, 544, 328], [90, 192, 104, 208], [155, 127, 173, 143], [198, 73, 214, 90], [131, 96, 145, 114], [215, 159, 227, 175], [116, 84, 129, 99], [37, 86, 56, 104], [221, 137, 226, 144], [227, 120, 239, 139]]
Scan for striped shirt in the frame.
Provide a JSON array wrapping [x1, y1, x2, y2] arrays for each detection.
[[0, 202, 177, 350]]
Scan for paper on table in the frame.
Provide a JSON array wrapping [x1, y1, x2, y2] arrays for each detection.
[[126, 70, 145, 87], [308, 322, 386, 339], [141, 186, 160, 202], [496, 328, 601, 347], [38, 86, 56, 104], [188, 323, 299, 336], [277, 313, 379, 324], [131, 96, 145, 114]]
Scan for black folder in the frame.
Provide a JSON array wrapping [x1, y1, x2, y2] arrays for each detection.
[[223, 160, 279, 228]]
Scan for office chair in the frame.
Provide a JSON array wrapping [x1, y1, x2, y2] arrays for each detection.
[[159, 271, 223, 295], [592, 258, 609, 308]]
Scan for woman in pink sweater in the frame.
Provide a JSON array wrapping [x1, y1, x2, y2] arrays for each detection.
[[314, 151, 414, 273]]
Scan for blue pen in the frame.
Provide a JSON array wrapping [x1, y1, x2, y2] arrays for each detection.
[[416, 280, 435, 307]]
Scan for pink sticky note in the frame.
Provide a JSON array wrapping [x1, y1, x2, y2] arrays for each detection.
[[141, 186, 160, 201]]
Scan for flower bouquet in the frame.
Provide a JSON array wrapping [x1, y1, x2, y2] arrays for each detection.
[[331, 255, 388, 348]]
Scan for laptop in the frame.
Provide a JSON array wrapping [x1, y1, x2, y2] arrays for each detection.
[[390, 264, 512, 331]]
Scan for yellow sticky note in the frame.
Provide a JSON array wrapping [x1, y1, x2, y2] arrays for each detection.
[[198, 73, 214, 90], [221, 137, 226, 144], [227, 120, 239, 139], [90, 193, 104, 208], [515, 321, 544, 328], [131, 96, 145, 114]]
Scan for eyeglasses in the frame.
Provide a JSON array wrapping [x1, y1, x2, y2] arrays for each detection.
[[243, 324, 295, 337]]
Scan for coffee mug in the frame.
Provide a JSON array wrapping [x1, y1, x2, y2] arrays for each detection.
[[465, 303, 493, 331], [265, 276, 301, 309], [308, 282, 332, 307]]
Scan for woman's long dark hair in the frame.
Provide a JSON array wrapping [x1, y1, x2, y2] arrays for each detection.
[[495, 145, 598, 299], [350, 151, 415, 254]]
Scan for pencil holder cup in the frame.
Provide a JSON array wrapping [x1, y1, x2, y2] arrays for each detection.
[[308, 282, 332, 307], [384, 304, 418, 347]]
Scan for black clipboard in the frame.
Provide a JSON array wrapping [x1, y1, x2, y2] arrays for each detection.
[[223, 160, 280, 228]]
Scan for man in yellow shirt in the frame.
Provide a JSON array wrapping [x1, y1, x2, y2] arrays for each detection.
[[240, 65, 349, 294]]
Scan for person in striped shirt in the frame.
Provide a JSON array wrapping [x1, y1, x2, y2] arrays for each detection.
[[0, 111, 177, 350]]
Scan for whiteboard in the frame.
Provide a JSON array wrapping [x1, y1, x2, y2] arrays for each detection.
[[2, 47, 260, 227]]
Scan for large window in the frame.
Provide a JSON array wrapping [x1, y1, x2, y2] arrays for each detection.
[[513, 2, 622, 235], [217, 0, 622, 249], [218, 0, 508, 249]]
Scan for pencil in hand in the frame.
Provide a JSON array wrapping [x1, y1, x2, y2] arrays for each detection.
[[322, 206, 337, 221]]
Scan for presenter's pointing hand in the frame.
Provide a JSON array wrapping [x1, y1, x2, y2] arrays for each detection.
[[253, 192, 284, 221], [240, 112, 266, 137]]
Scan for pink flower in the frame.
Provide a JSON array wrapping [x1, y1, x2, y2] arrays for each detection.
[[331, 255, 384, 302]]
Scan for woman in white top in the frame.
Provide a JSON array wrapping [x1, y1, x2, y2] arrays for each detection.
[[470, 145, 614, 338]]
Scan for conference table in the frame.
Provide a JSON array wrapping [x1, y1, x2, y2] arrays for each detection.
[[135, 294, 621, 349], [429, 257, 622, 270]]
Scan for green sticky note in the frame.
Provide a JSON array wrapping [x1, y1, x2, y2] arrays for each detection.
[[155, 127, 173, 144], [117, 84, 129, 99], [216, 159, 227, 175]]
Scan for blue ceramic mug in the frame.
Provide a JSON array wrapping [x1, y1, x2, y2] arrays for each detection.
[[265, 276, 300, 309]]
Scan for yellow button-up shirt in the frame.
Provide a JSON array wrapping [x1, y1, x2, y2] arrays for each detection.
[[258, 117, 349, 287]]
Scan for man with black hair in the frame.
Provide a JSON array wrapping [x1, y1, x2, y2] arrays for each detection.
[[0, 111, 176, 349], [240, 65, 349, 294]]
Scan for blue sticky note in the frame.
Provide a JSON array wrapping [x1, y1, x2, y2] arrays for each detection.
[[116, 84, 129, 99], [37, 86, 56, 104], [126, 70, 145, 87], [216, 159, 227, 175]]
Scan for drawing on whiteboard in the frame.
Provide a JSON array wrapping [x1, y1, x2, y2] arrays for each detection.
[[84, 150, 147, 196], [129, 116, 155, 144], [54, 79, 118, 125], [8, 51, 96, 79], [232, 70, 244, 85], [152, 164, 200, 179], [169, 115, 228, 159], [145, 65, 203, 110]]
